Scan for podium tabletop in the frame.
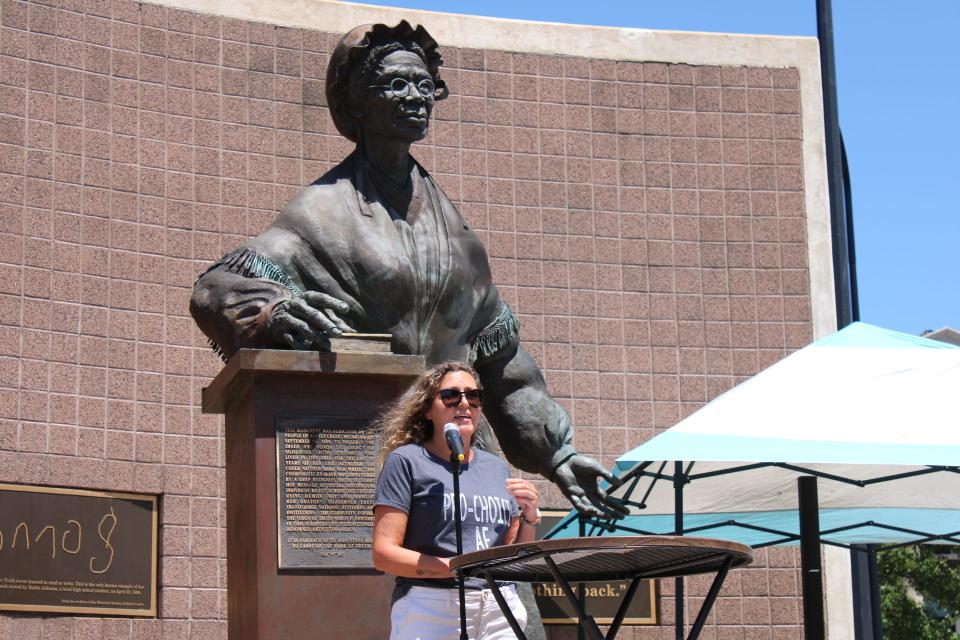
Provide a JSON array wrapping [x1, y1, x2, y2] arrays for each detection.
[[450, 535, 752, 583]]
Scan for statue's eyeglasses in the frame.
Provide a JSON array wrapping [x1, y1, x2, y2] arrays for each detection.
[[373, 77, 438, 99], [437, 388, 483, 408]]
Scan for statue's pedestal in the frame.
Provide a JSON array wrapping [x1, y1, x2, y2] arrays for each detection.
[[203, 349, 424, 640]]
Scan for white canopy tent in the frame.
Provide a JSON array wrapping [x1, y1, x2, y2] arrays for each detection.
[[549, 322, 960, 547], [546, 322, 960, 640]]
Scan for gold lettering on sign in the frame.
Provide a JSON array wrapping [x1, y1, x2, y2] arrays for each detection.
[[89, 508, 116, 575], [12, 523, 30, 551], [279, 424, 378, 562], [61, 520, 81, 555], [1, 516, 114, 572], [35, 526, 56, 559]]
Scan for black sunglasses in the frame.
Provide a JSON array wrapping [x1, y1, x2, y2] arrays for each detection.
[[437, 388, 484, 408]]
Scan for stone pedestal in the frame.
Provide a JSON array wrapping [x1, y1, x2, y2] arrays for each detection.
[[203, 349, 424, 640]]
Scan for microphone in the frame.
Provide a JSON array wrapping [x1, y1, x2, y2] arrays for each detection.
[[443, 423, 465, 462], [443, 423, 468, 640]]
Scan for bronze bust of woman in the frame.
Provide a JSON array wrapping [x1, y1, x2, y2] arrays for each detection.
[[191, 21, 624, 518]]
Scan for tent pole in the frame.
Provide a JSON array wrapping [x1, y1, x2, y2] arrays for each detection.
[[852, 544, 883, 640], [851, 546, 873, 639], [799, 476, 825, 640], [674, 461, 685, 640], [867, 545, 883, 639]]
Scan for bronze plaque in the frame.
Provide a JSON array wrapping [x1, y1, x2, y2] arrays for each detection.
[[0, 483, 158, 617], [535, 511, 657, 625], [276, 416, 379, 571]]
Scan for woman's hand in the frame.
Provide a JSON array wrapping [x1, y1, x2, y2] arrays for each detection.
[[505, 478, 540, 544], [267, 291, 356, 349], [505, 478, 539, 524]]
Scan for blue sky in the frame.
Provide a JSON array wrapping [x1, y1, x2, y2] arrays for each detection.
[[355, 0, 959, 335]]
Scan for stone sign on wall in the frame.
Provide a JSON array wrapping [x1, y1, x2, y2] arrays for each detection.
[[0, 484, 158, 617]]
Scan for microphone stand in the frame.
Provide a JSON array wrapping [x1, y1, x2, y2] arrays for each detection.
[[451, 453, 468, 640]]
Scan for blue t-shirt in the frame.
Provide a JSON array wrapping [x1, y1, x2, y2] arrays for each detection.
[[374, 443, 520, 592]]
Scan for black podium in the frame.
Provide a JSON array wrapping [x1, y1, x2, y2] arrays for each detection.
[[451, 535, 753, 640]]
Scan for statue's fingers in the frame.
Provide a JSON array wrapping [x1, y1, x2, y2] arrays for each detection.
[[322, 309, 356, 333], [585, 487, 628, 520], [556, 472, 603, 518], [303, 291, 350, 314], [278, 328, 311, 350], [606, 497, 630, 518], [591, 483, 628, 514], [569, 495, 603, 519], [275, 313, 317, 347], [278, 332, 299, 349], [283, 312, 313, 337], [287, 299, 342, 336]]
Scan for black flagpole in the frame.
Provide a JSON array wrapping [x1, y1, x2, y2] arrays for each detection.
[[817, 0, 857, 327]]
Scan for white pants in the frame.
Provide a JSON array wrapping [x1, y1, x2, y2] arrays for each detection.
[[390, 585, 528, 640]]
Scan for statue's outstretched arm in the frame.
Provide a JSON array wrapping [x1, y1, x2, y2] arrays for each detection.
[[474, 324, 627, 519]]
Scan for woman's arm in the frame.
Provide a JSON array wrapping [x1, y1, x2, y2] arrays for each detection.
[[503, 516, 540, 545], [503, 517, 521, 545], [372, 506, 454, 579]]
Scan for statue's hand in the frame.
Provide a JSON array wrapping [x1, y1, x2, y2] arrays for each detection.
[[553, 454, 629, 520], [267, 292, 356, 350]]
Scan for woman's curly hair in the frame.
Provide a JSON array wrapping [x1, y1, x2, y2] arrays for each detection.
[[378, 361, 480, 463]]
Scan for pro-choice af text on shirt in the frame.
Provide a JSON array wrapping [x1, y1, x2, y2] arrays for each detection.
[[374, 443, 520, 590]]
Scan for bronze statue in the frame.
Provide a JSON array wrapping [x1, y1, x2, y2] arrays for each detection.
[[191, 21, 625, 519]]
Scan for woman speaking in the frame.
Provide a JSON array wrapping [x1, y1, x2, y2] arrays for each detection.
[[373, 361, 541, 639]]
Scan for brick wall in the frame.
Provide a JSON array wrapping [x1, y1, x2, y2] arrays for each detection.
[[0, 0, 812, 637]]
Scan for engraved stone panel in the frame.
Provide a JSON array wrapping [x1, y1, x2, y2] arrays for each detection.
[[276, 416, 380, 570]]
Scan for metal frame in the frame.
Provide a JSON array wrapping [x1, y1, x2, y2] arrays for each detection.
[[544, 462, 960, 640], [467, 544, 737, 640], [547, 462, 960, 549]]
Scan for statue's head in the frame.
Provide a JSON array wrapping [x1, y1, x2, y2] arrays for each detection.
[[326, 21, 449, 145]]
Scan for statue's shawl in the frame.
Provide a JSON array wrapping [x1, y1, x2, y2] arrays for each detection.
[[198, 152, 518, 364]]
